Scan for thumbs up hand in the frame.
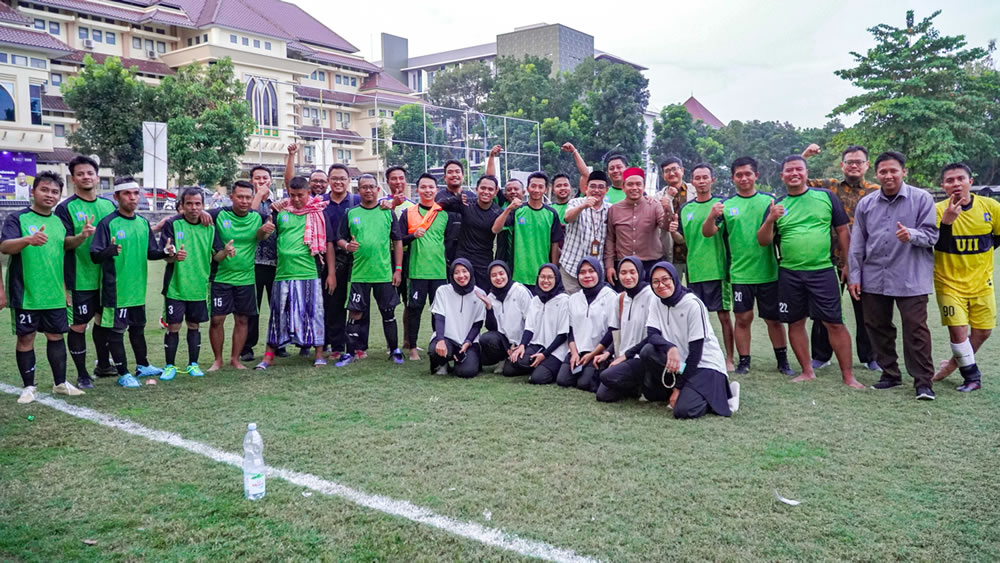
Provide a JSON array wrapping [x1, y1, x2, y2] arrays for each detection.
[[80, 215, 96, 238], [175, 243, 187, 262], [163, 237, 176, 256], [225, 239, 236, 258], [28, 224, 48, 246], [345, 236, 359, 253], [895, 221, 911, 243], [110, 236, 121, 256], [260, 216, 275, 235]]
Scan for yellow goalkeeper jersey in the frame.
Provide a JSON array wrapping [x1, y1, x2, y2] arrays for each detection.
[[934, 194, 1000, 297]]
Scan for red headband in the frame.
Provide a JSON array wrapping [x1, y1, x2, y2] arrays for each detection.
[[623, 167, 645, 181]]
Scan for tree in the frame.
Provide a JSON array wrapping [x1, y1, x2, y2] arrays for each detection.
[[62, 55, 148, 174], [144, 58, 256, 187], [386, 104, 445, 176], [649, 104, 714, 171], [574, 58, 649, 168], [483, 56, 555, 122], [829, 10, 993, 185], [426, 61, 494, 112]]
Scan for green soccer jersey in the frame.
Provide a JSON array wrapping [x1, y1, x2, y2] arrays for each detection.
[[274, 210, 318, 282], [341, 205, 400, 284], [606, 186, 627, 205], [211, 207, 262, 286], [401, 205, 450, 280], [55, 194, 117, 291], [551, 201, 569, 224], [771, 188, 849, 272], [507, 204, 564, 285], [718, 192, 779, 284], [678, 197, 727, 283], [90, 211, 165, 309], [1, 208, 66, 310], [162, 216, 219, 301]]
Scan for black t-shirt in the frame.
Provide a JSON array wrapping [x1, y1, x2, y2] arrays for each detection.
[[437, 193, 500, 269]]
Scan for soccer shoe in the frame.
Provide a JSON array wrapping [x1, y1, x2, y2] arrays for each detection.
[[916, 386, 936, 400], [865, 361, 883, 372], [136, 364, 163, 377], [239, 350, 255, 362], [355, 350, 368, 360], [77, 375, 95, 389], [810, 359, 831, 369], [334, 353, 355, 367], [186, 363, 205, 377], [94, 363, 118, 377], [735, 359, 750, 375], [391, 348, 404, 365], [956, 380, 982, 393], [728, 381, 741, 414], [254, 362, 268, 371], [160, 365, 178, 381], [53, 382, 85, 396], [434, 365, 448, 376], [159, 317, 168, 329], [17, 386, 37, 404], [276, 347, 290, 358], [299, 346, 312, 357], [777, 363, 797, 377], [117, 374, 142, 388], [871, 379, 901, 390], [314, 357, 327, 367]]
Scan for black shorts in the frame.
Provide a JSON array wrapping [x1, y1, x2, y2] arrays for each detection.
[[13, 308, 69, 336], [70, 290, 100, 325], [732, 281, 780, 320], [689, 280, 729, 312], [99, 305, 147, 332], [164, 297, 210, 325], [348, 282, 401, 313], [211, 282, 257, 317], [778, 268, 842, 324], [406, 278, 446, 309]]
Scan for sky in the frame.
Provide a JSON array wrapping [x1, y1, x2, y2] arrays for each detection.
[[292, 0, 999, 129]]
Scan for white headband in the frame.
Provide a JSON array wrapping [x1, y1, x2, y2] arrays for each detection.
[[113, 181, 140, 193]]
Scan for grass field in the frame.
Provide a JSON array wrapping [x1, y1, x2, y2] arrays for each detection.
[[2, 260, 999, 562]]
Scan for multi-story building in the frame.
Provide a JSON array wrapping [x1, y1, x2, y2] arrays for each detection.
[[0, 0, 419, 196]]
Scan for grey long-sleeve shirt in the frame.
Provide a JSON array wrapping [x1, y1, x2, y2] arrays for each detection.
[[849, 183, 938, 296]]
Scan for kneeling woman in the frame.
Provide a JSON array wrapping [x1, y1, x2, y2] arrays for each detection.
[[509, 264, 570, 384], [479, 260, 533, 376], [597, 257, 656, 402], [429, 258, 487, 378], [641, 262, 740, 419], [558, 257, 617, 391]]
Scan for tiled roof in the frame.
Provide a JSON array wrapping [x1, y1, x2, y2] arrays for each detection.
[[0, 27, 74, 53], [36, 148, 82, 164], [0, 3, 32, 25], [594, 50, 647, 71], [293, 85, 417, 108], [294, 126, 364, 143], [59, 50, 176, 76], [402, 42, 496, 70], [287, 42, 380, 73], [359, 71, 412, 94], [28, 0, 196, 26], [683, 96, 724, 129], [42, 95, 73, 113]]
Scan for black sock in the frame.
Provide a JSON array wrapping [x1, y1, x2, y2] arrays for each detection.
[[405, 306, 422, 349], [959, 363, 981, 383], [16, 349, 36, 387], [67, 330, 88, 378], [381, 308, 399, 351], [346, 317, 361, 352], [108, 331, 129, 375], [774, 347, 789, 365], [129, 327, 149, 367], [738, 354, 751, 366], [92, 325, 111, 369], [187, 329, 201, 365], [47, 339, 67, 386], [164, 331, 179, 366]]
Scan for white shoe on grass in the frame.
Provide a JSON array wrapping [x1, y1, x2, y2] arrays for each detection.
[[17, 386, 37, 404], [53, 382, 85, 396], [728, 381, 741, 414]]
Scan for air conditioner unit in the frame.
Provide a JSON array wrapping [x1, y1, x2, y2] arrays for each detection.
[[83, 39, 94, 49], [311, 118, 320, 126], [147, 50, 158, 59], [40, 83, 48, 94]]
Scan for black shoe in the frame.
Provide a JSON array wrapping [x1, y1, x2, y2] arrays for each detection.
[[77, 375, 94, 389], [239, 350, 255, 362], [735, 359, 750, 375], [871, 379, 902, 390], [777, 362, 796, 377], [276, 348, 290, 358], [93, 364, 118, 377], [916, 386, 936, 400], [956, 380, 982, 392], [298, 346, 312, 357]]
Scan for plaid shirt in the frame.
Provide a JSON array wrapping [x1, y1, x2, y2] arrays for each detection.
[[658, 182, 693, 264], [807, 176, 879, 267], [559, 197, 610, 277]]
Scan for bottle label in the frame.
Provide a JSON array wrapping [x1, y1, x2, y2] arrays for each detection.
[[244, 473, 266, 497]]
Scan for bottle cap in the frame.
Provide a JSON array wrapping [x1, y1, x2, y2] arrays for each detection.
[[248, 422, 257, 431]]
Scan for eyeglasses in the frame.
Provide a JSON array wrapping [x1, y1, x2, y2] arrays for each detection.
[[662, 166, 682, 174], [651, 278, 672, 287], [843, 160, 867, 167]]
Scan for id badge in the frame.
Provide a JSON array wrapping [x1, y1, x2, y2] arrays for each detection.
[[589, 239, 600, 256]]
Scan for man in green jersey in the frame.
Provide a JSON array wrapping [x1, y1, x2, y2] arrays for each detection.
[[757, 156, 864, 389], [159, 188, 228, 380], [90, 177, 175, 388], [335, 174, 404, 366], [492, 171, 564, 291], [604, 154, 628, 205], [400, 173, 458, 360], [255, 176, 335, 369], [550, 174, 573, 224], [702, 157, 793, 376], [208, 181, 274, 371], [2, 173, 84, 404], [55, 155, 118, 389], [672, 163, 734, 371]]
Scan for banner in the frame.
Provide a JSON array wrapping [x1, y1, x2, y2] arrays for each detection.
[[0, 151, 37, 199]]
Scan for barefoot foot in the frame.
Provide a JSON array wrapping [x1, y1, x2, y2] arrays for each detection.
[[206, 361, 223, 372], [229, 360, 247, 370], [932, 359, 953, 382], [791, 372, 816, 383], [843, 377, 866, 390]]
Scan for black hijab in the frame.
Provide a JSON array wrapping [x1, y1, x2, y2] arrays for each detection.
[[534, 263, 564, 304], [487, 260, 513, 302], [449, 258, 476, 296], [577, 257, 607, 304], [649, 261, 689, 307], [618, 256, 648, 299]]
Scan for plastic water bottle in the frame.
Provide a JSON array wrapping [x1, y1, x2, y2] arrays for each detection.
[[243, 423, 266, 500]]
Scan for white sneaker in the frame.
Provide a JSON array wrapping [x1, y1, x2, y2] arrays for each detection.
[[434, 366, 448, 376], [492, 364, 503, 375], [728, 381, 741, 414], [17, 386, 37, 404], [53, 382, 85, 396]]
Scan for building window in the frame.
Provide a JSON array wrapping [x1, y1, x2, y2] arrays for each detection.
[[146, 39, 154, 52], [335, 111, 342, 123], [79, 27, 89, 39], [302, 107, 309, 118], [242, 37, 249, 46], [93, 30, 103, 42], [12, 55, 28, 66], [194, 36, 200, 45], [337, 149, 344, 160], [350, 77, 357, 87], [389, 111, 395, 117], [34, 18, 45, 30], [246, 78, 278, 127], [322, 110, 327, 119], [371, 127, 376, 139], [335, 75, 342, 85], [344, 151, 351, 163], [264, 42, 271, 51], [49, 22, 59, 35], [133, 37, 142, 49], [106, 32, 116, 45], [30, 85, 42, 125], [105, 18, 114, 24], [51, 73, 62, 85], [368, 109, 375, 117], [230, 34, 237, 44], [253, 39, 260, 48], [0, 82, 14, 122], [203, 34, 208, 43], [30, 58, 46, 69], [0, 54, 7, 64], [187, 38, 192, 47], [54, 124, 65, 137], [379, 110, 386, 117], [157, 41, 166, 53]]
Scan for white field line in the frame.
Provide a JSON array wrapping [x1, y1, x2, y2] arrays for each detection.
[[0, 383, 598, 563]]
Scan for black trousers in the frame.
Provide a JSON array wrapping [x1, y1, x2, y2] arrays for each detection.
[[507, 344, 562, 383], [480, 331, 521, 376], [429, 337, 481, 378], [244, 263, 276, 354], [556, 354, 604, 392], [596, 357, 645, 402], [639, 344, 732, 419], [811, 289, 873, 364]]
